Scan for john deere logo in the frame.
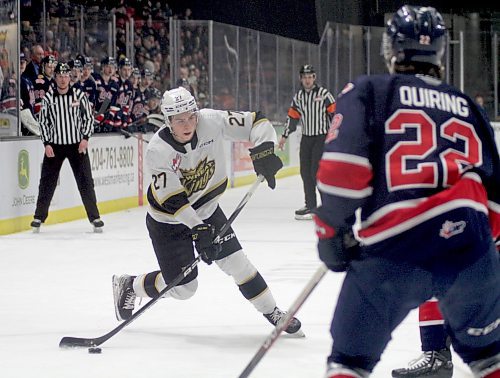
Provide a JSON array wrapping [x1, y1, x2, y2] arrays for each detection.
[[18, 150, 30, 189]]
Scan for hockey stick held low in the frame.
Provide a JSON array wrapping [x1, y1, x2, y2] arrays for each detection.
[[238, 264, 329, 378], [59, 174, 265, 349]]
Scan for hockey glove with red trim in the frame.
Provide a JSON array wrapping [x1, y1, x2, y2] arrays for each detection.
[[191, 223, 222, 265], [313, 214, 360, 272], [249, 142, 283, 189]]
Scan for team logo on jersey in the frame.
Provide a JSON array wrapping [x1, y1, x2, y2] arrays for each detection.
[[180, 157, 215, 196], [171, 153, 182, 172], [325, 113, 343, 143], [339, 82, 354, 97], [439, 220, 466, 239]]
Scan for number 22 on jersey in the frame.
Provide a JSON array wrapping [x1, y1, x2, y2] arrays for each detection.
[[385, 109, 482, 191]]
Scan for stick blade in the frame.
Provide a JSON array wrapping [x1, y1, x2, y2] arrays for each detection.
[[59, 336, 97, 348]]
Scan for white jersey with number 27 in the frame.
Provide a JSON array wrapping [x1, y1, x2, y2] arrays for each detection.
[[145, 108, 277, 228]]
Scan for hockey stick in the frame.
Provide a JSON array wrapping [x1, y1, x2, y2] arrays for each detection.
[[59, 174, 266, 349], [238, 264, 329, 378], [96, 98, 111, 116], [119, 128, 149, 143]]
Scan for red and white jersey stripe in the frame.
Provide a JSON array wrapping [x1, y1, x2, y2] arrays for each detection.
[[358, 172, 488, 245], [317, 152, 373, 199]]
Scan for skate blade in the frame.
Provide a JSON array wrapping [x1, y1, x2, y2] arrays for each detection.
[[111, 275, 122, 321], [32, 227, 40, 233], [93, 227, 103, 233], [294, 214, 313, 220]]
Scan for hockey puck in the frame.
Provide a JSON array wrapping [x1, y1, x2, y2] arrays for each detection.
[[88, 347, 102, 354]]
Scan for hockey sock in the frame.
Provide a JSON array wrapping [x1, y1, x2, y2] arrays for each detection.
[[215, 250, 276, 314], [133, 271, 198, 300], [419, 299, 448, 351]]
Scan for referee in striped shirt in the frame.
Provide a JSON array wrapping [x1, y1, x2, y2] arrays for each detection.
[[278, 64, 336, 220], [31, 62, 104, 232]]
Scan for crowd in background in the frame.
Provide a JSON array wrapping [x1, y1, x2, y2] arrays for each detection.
[[2, 0, 212, 135]]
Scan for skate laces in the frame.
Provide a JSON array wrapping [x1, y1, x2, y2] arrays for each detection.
[[268, 308, 285, 324], [408, 352, 433, 370], [122, 289, 136, 310], [119, 277, 136, 310]]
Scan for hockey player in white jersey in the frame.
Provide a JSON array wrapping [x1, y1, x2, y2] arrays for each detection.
[[112, 87, 302, 335]]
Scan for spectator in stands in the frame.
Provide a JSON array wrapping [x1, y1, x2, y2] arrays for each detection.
[[475, 93, 485, 108], [23, 44, 45, 83]]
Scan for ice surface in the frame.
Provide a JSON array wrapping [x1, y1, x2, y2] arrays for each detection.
[[0, 175, 472, 377]]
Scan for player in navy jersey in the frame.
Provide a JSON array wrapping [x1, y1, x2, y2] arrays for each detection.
[[313, 6, 500, 378], [33, 55, 55, 115], [78, 57, 97, 109], [19, 52, 40, 136], [93, 57, 119, 132]]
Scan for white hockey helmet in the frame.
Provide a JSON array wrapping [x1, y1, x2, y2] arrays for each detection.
[[161, 87, 198, 121]]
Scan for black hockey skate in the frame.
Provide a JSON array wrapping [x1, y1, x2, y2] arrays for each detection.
[[391, 349, 453, 378], [92, 219, 104, 233], [31, 219, 42, 233], [294, 207, 313, 220], [112, 274, 137, 321], [263, 306, 304, 336]]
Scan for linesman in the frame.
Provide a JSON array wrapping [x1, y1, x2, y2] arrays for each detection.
[[31, 62, 104, 232], [278, 64, 336, 219]]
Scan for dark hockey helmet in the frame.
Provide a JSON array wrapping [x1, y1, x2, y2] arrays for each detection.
[[146, 87, 162, 100], [75, 54, 86, 67], [118, 57, 132, 67], [141, 68, 153, 78], [41, 55, 57, 66], [299, 64, 315, 75], [383, 5, 446, 68], [101, 56, 117, 66], [68, 59, 83, 70], [83, 57, 93, 68], [54, 62, 71, 75]]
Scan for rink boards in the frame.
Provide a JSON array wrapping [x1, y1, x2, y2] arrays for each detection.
[[0, 131, 300, 235]]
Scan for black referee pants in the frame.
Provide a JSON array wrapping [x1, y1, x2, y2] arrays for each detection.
[[299, 134, 326, 209], [34, 144, 100, 223]]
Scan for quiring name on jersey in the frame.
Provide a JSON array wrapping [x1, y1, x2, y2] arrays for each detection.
[[399, 85, 469, 117]]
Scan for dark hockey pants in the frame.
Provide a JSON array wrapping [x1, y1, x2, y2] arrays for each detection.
[[299, 134, 326, 209], [34, 144, 100, 223], [328, 211, 500, 372]]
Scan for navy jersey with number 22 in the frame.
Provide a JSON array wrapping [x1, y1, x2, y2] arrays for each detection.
[[317, 73, 500, 255]]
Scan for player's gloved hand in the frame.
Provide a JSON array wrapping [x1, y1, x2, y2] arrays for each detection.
[[313, 212, 360, 272], [249, 142, 283, 189], [191, 223, 222, 265]]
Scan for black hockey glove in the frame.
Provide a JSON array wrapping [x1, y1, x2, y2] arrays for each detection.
[[249, 141, 283, 189], [191, 223, 222, 265], [313, 213, 360, 272]]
